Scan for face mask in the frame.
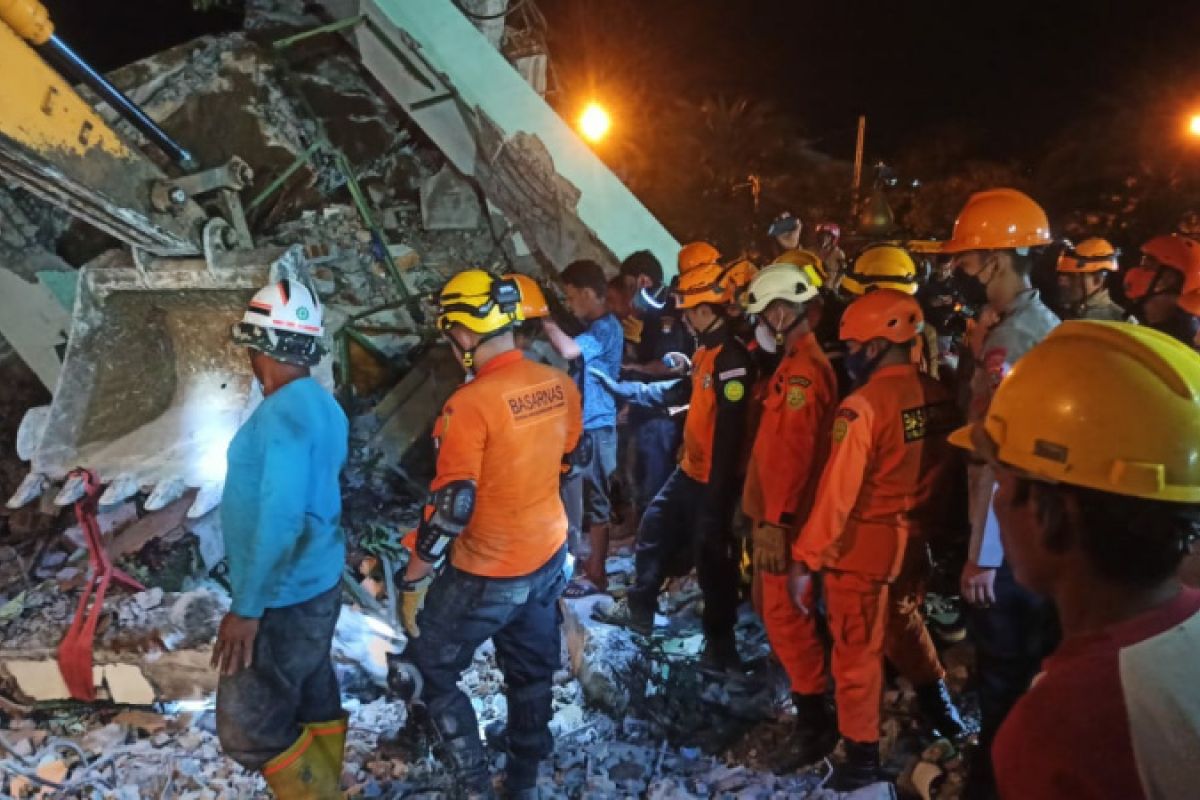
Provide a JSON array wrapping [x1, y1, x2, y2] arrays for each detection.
[[755, 320, 778, 353], [632, 285, 667, 315], [952, 269, 989, 309], [845, 346, 886, 385]]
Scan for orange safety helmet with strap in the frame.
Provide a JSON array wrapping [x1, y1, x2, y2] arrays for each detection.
[[675, 263, 731, 309], [1140, 234, 1200, 295], [719, 258, 759, 306], [505, 273, 550, 320], [941, 188, 1053, 253], [839, 288, 924, 344], [1057, 238, 1120, 274]]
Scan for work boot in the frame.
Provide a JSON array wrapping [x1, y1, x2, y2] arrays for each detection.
[[592, 598, 654, 636], [915, 679, 969, 742], [699, 634, 745, 675], [584, 523, 611, 591], [789, 693, 837, 767], [828, 739, 884, 792], [261, 728, 341, 799], [440, 735, 496, 799]]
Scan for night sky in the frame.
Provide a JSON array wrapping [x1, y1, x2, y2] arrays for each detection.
[[45, 0, 1200, 164]]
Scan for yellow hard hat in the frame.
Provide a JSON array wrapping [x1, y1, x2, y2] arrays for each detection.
[[1057, 238, 1120, 274], [942, 188, 1052, 254], [437, 269, 519, 335], [675, 263, 730, 309], [505, 273, 549, 320], [950, 321, 1200, 503], [773, 248, 828, 289], [841, 245, 919, 297]]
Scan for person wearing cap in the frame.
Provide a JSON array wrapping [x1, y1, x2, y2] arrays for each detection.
[[1123, 234, 1200, 346], [950, 321, 1200, 800], [589, 264, 757, 673], [768, 212, 803, 256], [787, 290, 963, 789], [739, 262, 839, 767], [618, 251, 693, 521], [401, 269, 582, 798], [1054, 238, 1131, 322], [215, 278, 349, 798], [941, 188, 1061, 791]]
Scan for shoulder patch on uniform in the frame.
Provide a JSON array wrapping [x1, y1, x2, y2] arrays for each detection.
[[719, 367, 748, 381], [503, 379, 568, 428], [723, 380, 746, 402], [788, 376, 812, 387], [901, 402, 957, 443], [832, 417, 850, 443], [786, 385, 807, 409], [835, 407, 860, 422]]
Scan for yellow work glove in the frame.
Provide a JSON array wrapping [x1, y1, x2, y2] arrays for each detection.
[[752, 521, 790, 575], [400, 575, 432, 639]]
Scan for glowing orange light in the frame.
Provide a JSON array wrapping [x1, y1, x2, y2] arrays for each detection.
[[1189, 114, 1200, 137], [579, 103, 611, 142]]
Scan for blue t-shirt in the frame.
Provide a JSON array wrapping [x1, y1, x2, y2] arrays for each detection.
[[220, 377, 348, 618], [576, 313, 623, 430]]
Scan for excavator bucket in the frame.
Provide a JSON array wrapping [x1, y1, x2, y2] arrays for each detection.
[[9, 247, 328, 518]]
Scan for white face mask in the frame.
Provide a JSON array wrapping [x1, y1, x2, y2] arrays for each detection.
[[755, 320, 778, 353]]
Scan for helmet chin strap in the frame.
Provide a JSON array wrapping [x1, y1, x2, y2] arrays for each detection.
[[768, 308, 804, 347]]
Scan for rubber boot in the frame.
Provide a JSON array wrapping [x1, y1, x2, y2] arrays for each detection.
[[584, 523, 611, 592], [915, 679, 968, 742], [699, 633, 745, 675], [828, 738, 884, 792], [790, 693, 837, 767], [262, 728, 341, 799], [306, 712, 349, 792]]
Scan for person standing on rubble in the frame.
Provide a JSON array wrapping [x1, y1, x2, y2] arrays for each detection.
[[617, 251, 692, 522], [399, 270, 581, 799], [788, 290, 964, 789], [590, 264, 757, 673], [738, 262, 839, 767], [951, 321, 1200, 800], [941, 188, 1061, 795], [213, 279, 350, 799], [541, 260, 624, 598]]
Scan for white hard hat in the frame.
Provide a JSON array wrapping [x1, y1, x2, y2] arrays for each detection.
[[232, 279, 325, 366], [744, 262, 820, 314], [240, 279, 324, 336]]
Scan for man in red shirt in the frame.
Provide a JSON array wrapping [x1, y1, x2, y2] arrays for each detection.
[[951, 321, 1200, 800]]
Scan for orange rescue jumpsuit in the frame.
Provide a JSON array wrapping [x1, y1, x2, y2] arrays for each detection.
[[742, 332, 836, 695], [793, 363, 957, 743]]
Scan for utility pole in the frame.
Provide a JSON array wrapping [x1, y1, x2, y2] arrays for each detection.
[[851, 115, 866, 220]]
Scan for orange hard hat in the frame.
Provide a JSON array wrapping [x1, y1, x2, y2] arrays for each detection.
[[1057, 238, 1120, 274], [506, 273, 549, 320], [839, 288, 924, 344], [1123, 265, 1159, 302], [675, 263, 730, 309], [1141, 234, 1200, 292], [678, 241, 721, 275], [719, 258, 758, 301], [941, 188, 1052, 253]]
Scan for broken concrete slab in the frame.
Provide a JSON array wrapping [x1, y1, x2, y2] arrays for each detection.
[[421, 163, 484, 230], [367, 345, 463, 469]]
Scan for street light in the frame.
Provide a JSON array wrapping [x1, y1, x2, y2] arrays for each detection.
[[579, 102, 611, 143], [1190, 113, 1200, 137]]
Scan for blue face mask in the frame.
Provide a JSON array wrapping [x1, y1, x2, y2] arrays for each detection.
[[845, 346, 886, 385], [632, 285, 667, 315]]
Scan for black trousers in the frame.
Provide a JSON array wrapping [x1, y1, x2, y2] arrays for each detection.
[[216, 583, 343, 770], [629, 466, 740, 640]]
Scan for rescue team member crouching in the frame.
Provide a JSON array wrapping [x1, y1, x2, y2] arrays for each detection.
[[951, 322, 1200, 800], [400, 270, 582, 799], [738, 262, 839, 765], [215, 279, 350, 799], [788, 290, 963, 790], [591, 263, 757, 672]]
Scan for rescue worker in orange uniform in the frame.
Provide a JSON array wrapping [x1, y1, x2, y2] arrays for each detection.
[[738, 262, 839, 764], [788, 290, 961, 790], [399, 270, 582, 799], [590, 264, 757, 671]]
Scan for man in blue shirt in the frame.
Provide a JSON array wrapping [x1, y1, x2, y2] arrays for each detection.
[[543, 260, 624, 597], [213, 279, 349, 799]]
